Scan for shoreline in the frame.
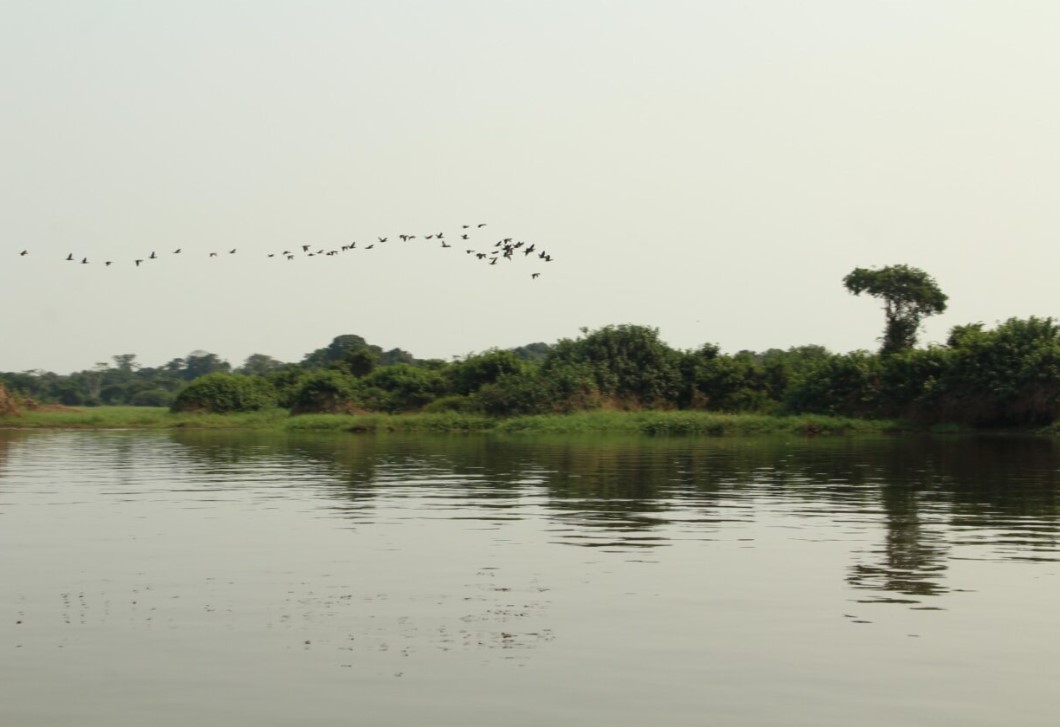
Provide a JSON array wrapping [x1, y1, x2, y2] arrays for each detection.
[[0, 406, 940, 436]]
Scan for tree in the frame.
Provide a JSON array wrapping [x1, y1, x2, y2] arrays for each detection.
[[238, 353, 285, 377], [843, 265, 947, 355], [182, 351, 231, 380]]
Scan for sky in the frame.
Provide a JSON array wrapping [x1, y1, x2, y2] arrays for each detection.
[[4, 1, 1060, 374]]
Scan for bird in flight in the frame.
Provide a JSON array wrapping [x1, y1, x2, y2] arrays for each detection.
[[13, 219, 557, 280]]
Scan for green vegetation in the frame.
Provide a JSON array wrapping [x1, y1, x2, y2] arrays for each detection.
[[171, 372, 277, 413], [4, 264, 1060, 432], [0, 406, 905, 436], [843, 264, 948, 355]]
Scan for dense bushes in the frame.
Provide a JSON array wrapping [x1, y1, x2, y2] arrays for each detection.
[[170, 373, 276, 413], [8, 320, 1060, 428]]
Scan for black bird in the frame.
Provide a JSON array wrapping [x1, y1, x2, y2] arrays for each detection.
[[81, 257, 88, 264], [66, 253, 74, 261], [365, 244, 374, 250], [378, 237, 387, 243], [173, 248, 181, 254], [209, 252, 218, 257], [532, 273, 540, 279], [462, 224, 470, 229], [477, 223, 487, 228], [302, 245, 311, 252], [135, 259, 144, 267], [229, 249, 236, 254], [19, 250, 27, 256], [105, 261, 112, 266], [150, 251, 157, 259], [441, 241, 451, 248]]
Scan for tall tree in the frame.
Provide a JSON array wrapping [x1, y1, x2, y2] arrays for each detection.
[[843, 265, 948, 355]]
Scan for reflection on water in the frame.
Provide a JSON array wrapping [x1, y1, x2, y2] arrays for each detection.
[[2, 429, 1060, 726], [159, 430, 1060, 603]]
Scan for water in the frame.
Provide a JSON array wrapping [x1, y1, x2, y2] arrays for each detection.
[[2, 430, 1059, 725]]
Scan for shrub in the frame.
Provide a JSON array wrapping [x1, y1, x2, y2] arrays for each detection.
[[289, 370, 361, 414], [170, 373, 277, 413]]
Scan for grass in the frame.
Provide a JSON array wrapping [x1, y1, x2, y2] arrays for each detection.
[[1, 406, 289, 430], [0, 406, 912, 436]]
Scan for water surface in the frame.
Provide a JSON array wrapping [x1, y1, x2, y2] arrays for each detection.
[[2, 430, 1059, 725]]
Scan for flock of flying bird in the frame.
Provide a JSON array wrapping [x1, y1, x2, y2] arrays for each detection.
[[13, 223, 554, 279]]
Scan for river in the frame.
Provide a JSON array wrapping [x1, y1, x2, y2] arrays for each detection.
[[1, 430, 1058, 725]]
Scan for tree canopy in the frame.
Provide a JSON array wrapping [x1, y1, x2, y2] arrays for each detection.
[[843, 264, 947, 355]]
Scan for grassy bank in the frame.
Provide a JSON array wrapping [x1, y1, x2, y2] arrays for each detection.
[[0, 406, 915, 436]]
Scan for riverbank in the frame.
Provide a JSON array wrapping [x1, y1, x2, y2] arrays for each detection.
[[0, 406, 921, 436]]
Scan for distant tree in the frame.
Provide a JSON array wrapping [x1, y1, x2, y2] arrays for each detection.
[[112, 354, 139, 372], [183, 351, 231, 380], [843, 265, 948, 355], [239, 353, 285, 377], [378, 348, 416, 366], [302, 335, 373, 369], [509, 342, 552, 364]]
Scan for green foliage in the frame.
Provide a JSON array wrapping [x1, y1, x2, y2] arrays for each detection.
[[421, 394, 483, 413], [680, 345, 774, 412], [264, 365, 308, 408], [9, 316, 1060, 429], [938, 316, 1060, 425], [543, 324, 682, 407], [449, 349, 526, 395], [289, 370, 361, 414], [785, 351, 883, 418], [843, 264, 948, 354], [475, 369, 558, 416], [130, 388, 176, 407], [509, 342, 552, 364], [341, 347, 378, 377], [359, 364, 448, 413], [302, 334, 373, 369], [238, 353, 286, 376], [182, 351, 232, 380], [170, 373, 277, 413]]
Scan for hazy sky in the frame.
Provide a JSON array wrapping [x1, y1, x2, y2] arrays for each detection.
[[4, 1, 1060, 373]]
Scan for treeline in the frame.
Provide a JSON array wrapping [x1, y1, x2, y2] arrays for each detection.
[[6, 320, 1059, 427]]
